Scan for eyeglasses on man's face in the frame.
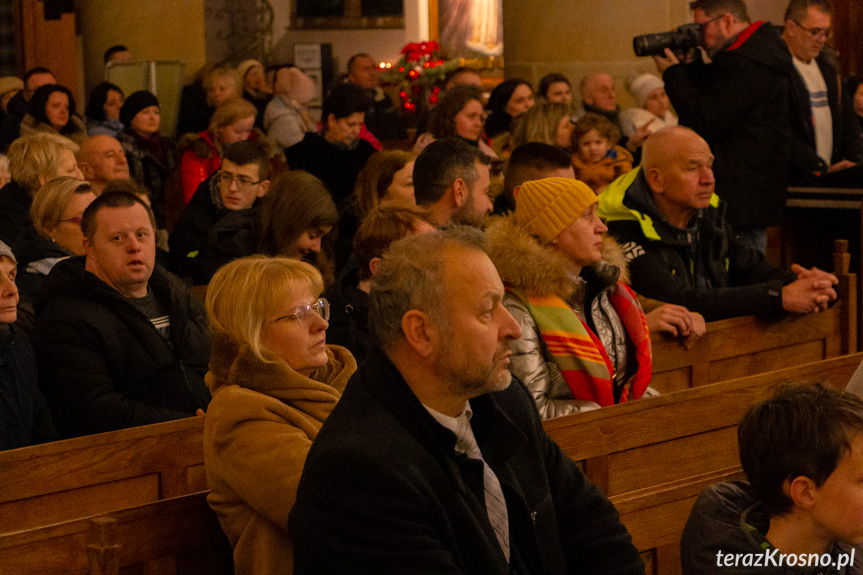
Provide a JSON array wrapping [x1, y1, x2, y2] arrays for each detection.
[[219, 171, 262, 189], [274, 298, 330, 327], [793, 20, 832, 40]]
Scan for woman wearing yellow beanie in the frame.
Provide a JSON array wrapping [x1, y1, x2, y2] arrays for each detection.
[[485, 177, 702, 419]]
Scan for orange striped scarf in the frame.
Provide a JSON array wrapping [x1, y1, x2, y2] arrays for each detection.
[[511, 283, 651, 407]]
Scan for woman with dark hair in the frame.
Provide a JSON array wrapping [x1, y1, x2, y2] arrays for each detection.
[[116, 90, 174, 227], [258, 170, 340, 284], [485, 78, 534, 139], [412, 85, 497, 159], [21, 84, 87, 144], [538, 73, 573, 105], [283, 83, 376, 212], [350, 150, 416, 219], [85, 82, 125, 137]]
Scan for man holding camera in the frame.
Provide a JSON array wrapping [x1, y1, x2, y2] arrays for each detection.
[[653, 0, 792, 255]]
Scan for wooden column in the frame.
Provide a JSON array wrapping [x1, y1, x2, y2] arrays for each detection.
[[17, 0, 78, 96]]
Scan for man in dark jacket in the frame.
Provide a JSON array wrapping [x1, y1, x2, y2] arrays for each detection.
[[290, 227, 643, 574], [170, 141, 270, 285], [34, 191, 210, 438], [654, 0, 793, 254], [599, 126, 837, 321], [782, 0, 863, 184], [0, 240, 58, 450]]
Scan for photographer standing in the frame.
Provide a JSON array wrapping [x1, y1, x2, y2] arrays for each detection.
[[653, 0, 792, 255]]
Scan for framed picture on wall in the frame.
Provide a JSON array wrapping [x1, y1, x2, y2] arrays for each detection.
[[429, 0, 503, 60], [291, 0, 404, 29]]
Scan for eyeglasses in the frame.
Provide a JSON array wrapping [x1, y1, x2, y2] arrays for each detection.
[[274, 298, 330, 327], [219, 172, 262, 189], [793, 20, 833, 40], [58, 216, 83, 225]]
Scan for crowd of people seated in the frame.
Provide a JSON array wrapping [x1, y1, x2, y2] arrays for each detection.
[[2, 0, 863, 571]]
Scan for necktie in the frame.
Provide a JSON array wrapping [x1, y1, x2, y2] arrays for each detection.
[[455, 412, 511, 562]]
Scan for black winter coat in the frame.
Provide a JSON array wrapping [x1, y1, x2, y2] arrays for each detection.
[[169, 175, 257, 285], [33, 257, 211, 438], [0, 181, 33, 246], [322, 263, 369, 364], [283, 132, 375, 212], [664, 22, 793, 230], [290, 347, 643, 574], [602, 169, 796, 321], [0, 324, 58, 450]]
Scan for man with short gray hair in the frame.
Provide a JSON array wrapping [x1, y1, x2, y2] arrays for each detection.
[[290, 227, 643, 574]]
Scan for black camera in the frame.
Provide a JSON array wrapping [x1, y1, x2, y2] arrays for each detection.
[[633, 23, 700, 57]]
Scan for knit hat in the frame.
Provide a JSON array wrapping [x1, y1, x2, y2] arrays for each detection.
[[515, 177, 598, 245], [120, 90, 159, 127], [284, 67, 317, 106], [237, 59, 263, 81], [629, 73, 664, 107], [0, 240, 16, 264], [0, 76, 23, 98]]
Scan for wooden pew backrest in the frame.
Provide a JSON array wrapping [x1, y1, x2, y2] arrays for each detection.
[[650, 275, 855, 394], [0, 491, 232, 575], [0, 416, 206, 534]]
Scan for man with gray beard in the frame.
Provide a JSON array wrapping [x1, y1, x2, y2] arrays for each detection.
[[290, 227, 643, 574]]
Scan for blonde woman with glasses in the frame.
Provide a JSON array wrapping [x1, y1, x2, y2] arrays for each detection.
[[203, 255, 356, 574]]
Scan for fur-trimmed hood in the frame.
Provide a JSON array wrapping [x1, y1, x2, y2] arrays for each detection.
[[485, 213, 629, 301]]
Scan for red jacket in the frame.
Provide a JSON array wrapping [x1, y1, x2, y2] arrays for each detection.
[[180, 131, 221, 205]]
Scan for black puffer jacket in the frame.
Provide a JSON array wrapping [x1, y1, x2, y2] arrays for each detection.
[[33, 257, 211, 438], [681, 481, 863, 574], [600, 168, 796, 321], [664, 22, 793, 230]]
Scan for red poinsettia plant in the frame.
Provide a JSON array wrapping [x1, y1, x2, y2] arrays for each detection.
[[381, 40, 460, 113]]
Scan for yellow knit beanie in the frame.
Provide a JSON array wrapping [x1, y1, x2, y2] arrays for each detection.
[[514, 177, 598, 245]]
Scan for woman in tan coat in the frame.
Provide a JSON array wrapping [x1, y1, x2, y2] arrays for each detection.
[[203, 255, 357, 574]]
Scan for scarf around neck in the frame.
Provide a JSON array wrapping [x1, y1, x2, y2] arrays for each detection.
[[511, 282, 651, 407]]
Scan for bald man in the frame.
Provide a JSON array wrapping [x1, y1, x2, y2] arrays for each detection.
[[77, 136, 130, 195], [598, 126, 838, 321]]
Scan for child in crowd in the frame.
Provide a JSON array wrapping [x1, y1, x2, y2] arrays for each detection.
[[680, 383, 863, 574], [570, 112, 633, 193]]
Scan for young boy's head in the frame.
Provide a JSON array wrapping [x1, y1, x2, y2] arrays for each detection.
[[571, 113, 618, 164], [739, 383, 863, 545]]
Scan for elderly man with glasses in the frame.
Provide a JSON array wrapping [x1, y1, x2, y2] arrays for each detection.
[[782, 0, 863, 184], [653, 0, 793, 256]]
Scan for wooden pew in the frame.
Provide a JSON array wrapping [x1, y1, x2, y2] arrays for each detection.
[[0, 416, 206, 535], [0, 491, 232, 575], [544, 351, 863, 575], [649, 273, 856, 394]]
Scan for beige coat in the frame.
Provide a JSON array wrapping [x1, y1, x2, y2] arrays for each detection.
[[203, 331, 357, 574]]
